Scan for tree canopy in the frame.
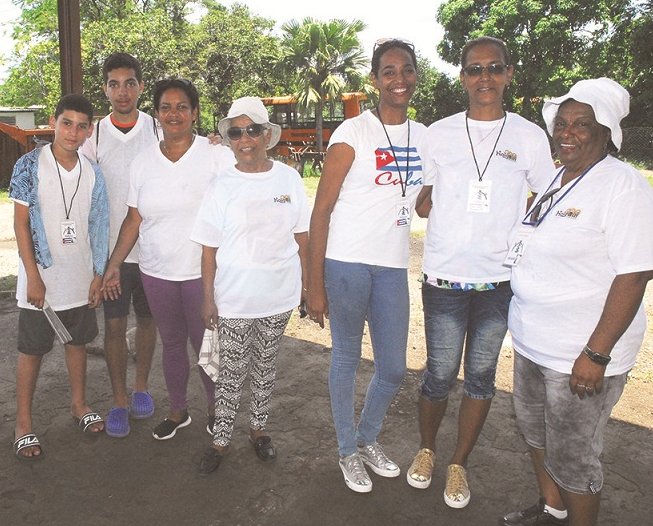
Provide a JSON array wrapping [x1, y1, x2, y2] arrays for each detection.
[[278, 18, 368, 150], [1, 0, 649, 136], [436, 0, 652, 127]]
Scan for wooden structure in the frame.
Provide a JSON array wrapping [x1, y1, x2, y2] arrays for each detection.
[[261, 92, 366, 171], [0, 122, 54, 187], [0, 1, 80, 186]]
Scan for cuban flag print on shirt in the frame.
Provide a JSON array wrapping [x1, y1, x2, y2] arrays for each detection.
[[374, 146, 423, 188]]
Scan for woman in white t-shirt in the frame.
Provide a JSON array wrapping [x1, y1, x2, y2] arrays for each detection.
[[191, 97, 309, 475], [102, 79, 233, 442], [406, 36, 554, 508], [307, 39, 427, 493], [501, 79, 653, 526]]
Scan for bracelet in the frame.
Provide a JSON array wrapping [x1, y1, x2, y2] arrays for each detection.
[[583, 344, 611, 366]]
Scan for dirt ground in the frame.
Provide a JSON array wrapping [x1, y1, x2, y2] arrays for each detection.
[[0, 202, 652, 526]]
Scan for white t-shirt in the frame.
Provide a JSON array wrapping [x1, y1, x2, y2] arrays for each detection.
[[422, 112, 554, 282], [191, 161, 310, 318], [127, 136, 234, 281], [325, 110, 426, 268], [80, 111, 159, 263], [509, 156, 653, 375], [16, 145, 95, 310]]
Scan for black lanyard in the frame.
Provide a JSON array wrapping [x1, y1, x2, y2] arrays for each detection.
[[465, 112, 507, 182], [52, 148, 82, 220], [377, 106, 410, 198]]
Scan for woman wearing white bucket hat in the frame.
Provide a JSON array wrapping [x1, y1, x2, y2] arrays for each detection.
[[191, 96, 310, 474], [501, 78, 653, 526]]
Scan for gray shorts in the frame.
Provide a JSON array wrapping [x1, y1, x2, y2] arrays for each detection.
[[513, 352, 627, 495]]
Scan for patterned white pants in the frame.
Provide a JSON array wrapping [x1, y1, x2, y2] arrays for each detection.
[[211, 310, 292, 447]]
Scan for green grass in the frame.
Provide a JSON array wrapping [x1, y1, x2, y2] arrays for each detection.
[[0, 274, 17, 293], [301, 163, 322, 200], [0, 189, 9, 203], [302, 176, 320, 200]]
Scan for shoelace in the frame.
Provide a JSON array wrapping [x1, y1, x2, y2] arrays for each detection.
[[346, 455, 368, 478], [410, 450, 434, 479], [446, 466, 468, 497], [364, 444, 391, 465]]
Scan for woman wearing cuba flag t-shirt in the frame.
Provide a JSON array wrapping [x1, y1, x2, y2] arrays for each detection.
[[306, 38, 427, 494]]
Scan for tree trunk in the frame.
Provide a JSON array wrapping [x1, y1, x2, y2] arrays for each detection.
[[316, 98, 324, 152]]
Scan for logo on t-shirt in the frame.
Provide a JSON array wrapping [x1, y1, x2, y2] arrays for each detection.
[[374, 146, 423, 188], [555, 207, 581, 218], [273, 194, 291, 204], [496, 149, 517, 162]]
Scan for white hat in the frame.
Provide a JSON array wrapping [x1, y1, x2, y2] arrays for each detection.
[[542, 77, 630, 150], [217, 96, 281, 149]]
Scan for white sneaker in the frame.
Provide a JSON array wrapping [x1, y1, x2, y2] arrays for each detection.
[[357, 442, 400, 478], [339, 453, 373, 493]]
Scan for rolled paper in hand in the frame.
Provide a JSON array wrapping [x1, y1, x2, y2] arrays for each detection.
[[43, 301, 73, 344]]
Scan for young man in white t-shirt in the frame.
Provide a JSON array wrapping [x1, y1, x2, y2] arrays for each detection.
[[81, 53, 159, 438], [11, 94, 109, 460]]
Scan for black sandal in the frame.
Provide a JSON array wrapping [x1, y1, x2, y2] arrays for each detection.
[[206, 414, 215, 435], [198, 445, 224, 475], [250, 435, 276, 462]]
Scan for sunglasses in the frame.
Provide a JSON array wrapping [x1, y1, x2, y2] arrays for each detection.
[[373, 38, 415, 53], [226, 123, 267, 141], [522, 187, 562, 226], [462, 63, 509, 77]]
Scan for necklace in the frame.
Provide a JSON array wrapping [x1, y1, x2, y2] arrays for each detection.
[[161, 132, 196, 158], [51, 147, 82, 220], [465, 112, 507, 182], [376, 106, 410, 198]]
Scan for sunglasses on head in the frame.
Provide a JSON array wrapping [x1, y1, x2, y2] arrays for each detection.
[[373, 38, 415, 53], [462, 63, 508, 77], [226, 123, 266, 141]]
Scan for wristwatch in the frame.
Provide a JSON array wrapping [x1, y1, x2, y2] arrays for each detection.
[[583, 345, 611, 366]]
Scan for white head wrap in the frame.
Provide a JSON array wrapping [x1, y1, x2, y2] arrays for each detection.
[[542, 77, 630, 150]]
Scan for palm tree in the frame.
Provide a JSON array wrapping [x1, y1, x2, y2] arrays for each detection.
[[279, 18, 367, 152]]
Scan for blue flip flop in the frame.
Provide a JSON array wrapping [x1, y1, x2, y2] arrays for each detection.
[[106, 407, 130, 438]]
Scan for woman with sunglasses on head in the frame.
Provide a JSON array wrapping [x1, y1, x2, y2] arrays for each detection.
[[500, 79, 653, 526], [306, 38, 427, 493], [191, 97, 309, 474], [406, 36, 554, 508], [102, 78, 234, 441]]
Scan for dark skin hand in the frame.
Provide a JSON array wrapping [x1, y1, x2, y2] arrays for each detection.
[[569, 270, 653, 399]]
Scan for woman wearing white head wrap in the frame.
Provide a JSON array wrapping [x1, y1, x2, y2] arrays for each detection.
[[501, 78, 653, 526]]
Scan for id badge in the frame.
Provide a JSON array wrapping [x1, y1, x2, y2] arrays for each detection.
[[504, 225, 534, 267], [395, 200, 411, 227], [61, 220, 77, 245], [467, 180, 492, 213]]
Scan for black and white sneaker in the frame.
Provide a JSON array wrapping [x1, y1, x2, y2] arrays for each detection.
[[152, 411, 191, 440]]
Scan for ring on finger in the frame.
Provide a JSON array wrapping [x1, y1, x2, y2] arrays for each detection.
[[585, 385, 593, 391]]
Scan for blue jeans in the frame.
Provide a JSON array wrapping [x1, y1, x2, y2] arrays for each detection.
[[325, 259, 409, 457], [420, 281, 512, 401]]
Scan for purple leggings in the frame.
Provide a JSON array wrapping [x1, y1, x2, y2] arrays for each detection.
[[140, 273, 214, 412]]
